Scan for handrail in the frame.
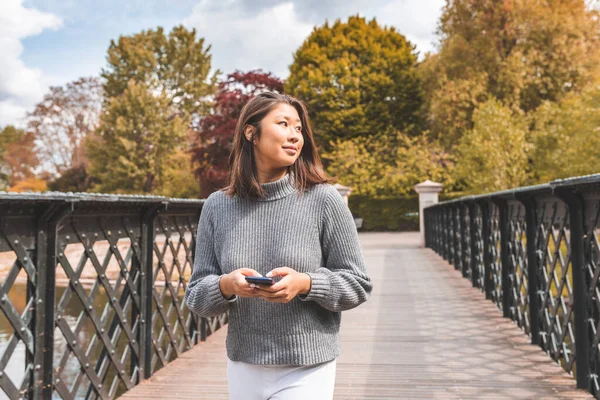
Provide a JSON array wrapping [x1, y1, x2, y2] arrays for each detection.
[[0, 192, 226, 399], [424, 173, 600, 397]]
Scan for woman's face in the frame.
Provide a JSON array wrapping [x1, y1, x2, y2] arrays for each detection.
[[250, 103, 305, 174]]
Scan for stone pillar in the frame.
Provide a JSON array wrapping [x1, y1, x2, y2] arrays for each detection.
[[414, 180, 443, 247], [334, 183, 351, 206]]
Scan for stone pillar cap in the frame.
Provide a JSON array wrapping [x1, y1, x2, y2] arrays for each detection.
[[414, 180, 443, 194]]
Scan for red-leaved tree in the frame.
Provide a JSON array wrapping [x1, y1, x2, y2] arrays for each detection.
[[191, 70, 283, 198]]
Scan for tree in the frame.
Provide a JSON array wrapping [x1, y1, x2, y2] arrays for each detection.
[[156, 146, 201, 198], [86, 80, 186, 194], [286, 16, 423, 153], [102, 25, 217, 124], [8, 177, 47, 193], [529, 83, 600, 182], [27, 77, 102, 178], [323, 131, 454, 198], [47, 164, 97, 193], [0, 126, 39, 190], [423, 0, 600, 148], [191, 70, 283, 197], [0, 125, 23, 189], [455, 98, 530, 193]]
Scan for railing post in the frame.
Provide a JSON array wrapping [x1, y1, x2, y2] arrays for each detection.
[[555, 188, 590, 391], [33, 204, 71, 399], [480, 200, 492, 300], [139, 205, 161, 380], [492, 198, 510, 318], [434, 208, 439, 253], [437, 207, 442, 254], [515, 193, 540, 346], [424, 209, 429, 248], [450, 205, 457, 268], [443, 206, 449, 261], [469, 201, 479, 287], [459, 204, 468, 275]]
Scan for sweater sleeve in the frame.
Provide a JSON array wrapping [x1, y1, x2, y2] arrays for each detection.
[[299, 187, 372, 311], [184, 196, 233, 317]]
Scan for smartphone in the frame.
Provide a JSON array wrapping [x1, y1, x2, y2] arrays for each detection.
[[245, 276, 274, 286]]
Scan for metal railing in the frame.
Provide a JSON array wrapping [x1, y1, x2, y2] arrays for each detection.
[[0, 192, 227, 399], [424, 173, 600, 398]]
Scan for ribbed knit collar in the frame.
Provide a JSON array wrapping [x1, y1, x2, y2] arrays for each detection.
[[257, 171, 297, 202]]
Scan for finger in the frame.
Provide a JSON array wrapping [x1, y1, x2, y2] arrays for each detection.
[[251, 284, 280, 293], [269, 276, 293, 292], [266, 267, 294, 278], [238, 268, 261, 277]]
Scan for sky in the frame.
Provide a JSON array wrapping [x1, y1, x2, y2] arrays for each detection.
[[0, 0, 445, 127]]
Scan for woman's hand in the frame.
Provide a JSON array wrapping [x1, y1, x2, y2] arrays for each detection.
[[252, 267, 311, 303], [220, 268, 263, 299]]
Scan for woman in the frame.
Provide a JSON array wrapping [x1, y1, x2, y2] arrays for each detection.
[[184, 92, 372, 400]]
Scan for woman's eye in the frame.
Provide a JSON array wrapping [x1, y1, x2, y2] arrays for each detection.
[[279, 121, 287, 127], [295, 126, 302, 132]]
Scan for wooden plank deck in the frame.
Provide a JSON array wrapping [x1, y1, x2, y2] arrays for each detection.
[[119, 232, 592, 399]]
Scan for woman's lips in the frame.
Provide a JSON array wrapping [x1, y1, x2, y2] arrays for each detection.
[[284, 148, 298, 155]]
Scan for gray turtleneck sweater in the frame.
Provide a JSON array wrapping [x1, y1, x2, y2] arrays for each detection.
[[184, 173, 372, 365]]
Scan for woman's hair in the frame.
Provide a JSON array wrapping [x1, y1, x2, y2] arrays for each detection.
[[224, 92, 333, 199]]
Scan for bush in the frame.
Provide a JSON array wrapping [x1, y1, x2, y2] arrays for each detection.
[[348, 193, 462, 232], [348, 196, 420, 232]]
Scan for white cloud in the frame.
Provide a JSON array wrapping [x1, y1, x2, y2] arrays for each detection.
[[375, 0, 445, 57], [183, 1, 313, 79], [0, 0, 62, 127], [183, 0, 443, 80]]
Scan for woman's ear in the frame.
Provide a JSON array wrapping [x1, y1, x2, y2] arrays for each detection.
[[244, 125, 255, 143]]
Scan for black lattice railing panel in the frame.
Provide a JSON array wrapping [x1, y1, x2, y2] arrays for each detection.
[[424, 175, 600, 397], [150, 214, 201, 375], [53, 217, 142, 400], [507, 201, 529, 334], [489, 203, 503, 310], [584, 195, 600, 394], [536, 198, 575, 374], [0, 194, 228, 400], [0, 220, 34, 400]]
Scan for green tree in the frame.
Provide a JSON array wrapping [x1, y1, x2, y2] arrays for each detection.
[[455, 98, 530, 193], [423, 0, 600, 148], [102, 25, 217, 123], [156, 147, 201, 198], [286, 16, 423, 153], [530, 84, 600, 182], [86, 80, 186, 194], [323, 131, 454, 197]]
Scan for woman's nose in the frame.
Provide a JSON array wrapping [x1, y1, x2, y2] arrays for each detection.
[[288, 129, 300, 142]]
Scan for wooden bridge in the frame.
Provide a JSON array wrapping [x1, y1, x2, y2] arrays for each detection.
[[119, 232, 591, 399]]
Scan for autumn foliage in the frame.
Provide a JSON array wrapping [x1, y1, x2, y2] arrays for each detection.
[[190, 70, 283, 198]]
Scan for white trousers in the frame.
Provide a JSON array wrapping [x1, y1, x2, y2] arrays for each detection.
[[227, 358, 336, 400]]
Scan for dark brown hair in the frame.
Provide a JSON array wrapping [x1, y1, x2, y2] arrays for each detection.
[[224, 92, 333, 199]]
